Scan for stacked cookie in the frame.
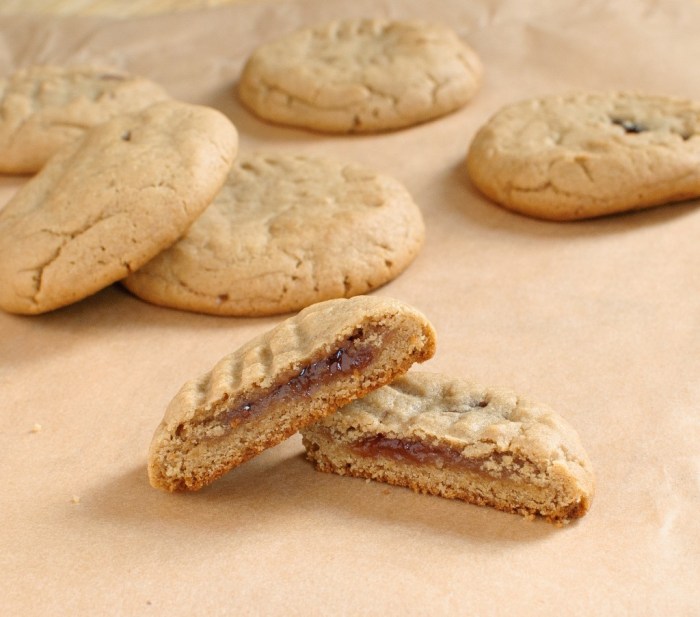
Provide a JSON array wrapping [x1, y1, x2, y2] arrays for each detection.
[[148, 296, 595, 525], [0, 98, 239, 314], [139, 19, 603, 524]]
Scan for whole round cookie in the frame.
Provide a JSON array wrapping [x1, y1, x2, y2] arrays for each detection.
[[238, 19, 482, 133], [466, 92, 700, 220], [0, 65, 170, 174], [123, 153, 425, 316], [0, 101, 239, 315]]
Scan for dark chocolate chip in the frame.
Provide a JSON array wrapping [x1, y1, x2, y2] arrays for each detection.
[[611, 118, 647, 134]]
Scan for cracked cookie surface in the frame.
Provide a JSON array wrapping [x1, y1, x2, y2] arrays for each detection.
[[123, 153, 424, 316], [0, 100, 238, 314], [466, 92, 700, 220], [0, 65, 170, 174], [238, 19, 482, 133], [302, 372, 594, 523], [148, 295, 437, 491]]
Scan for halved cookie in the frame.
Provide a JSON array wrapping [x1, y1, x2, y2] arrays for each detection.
[[148, 296, 436, 491], [466, 92, 700, 220], [301, 372, 594, 524], [123, 153, 425, 316], [0, 100, 238, 314], [0, 65, 169, 174], [238, 19, 482, 133]]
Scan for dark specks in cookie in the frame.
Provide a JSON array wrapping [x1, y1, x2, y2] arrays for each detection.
[[611, 117, 647, 134]]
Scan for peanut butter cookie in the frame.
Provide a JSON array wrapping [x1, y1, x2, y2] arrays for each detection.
[[302, 372, 594, 524], [148, 296, 436, 491], [0, 65, 169, 174], [124, 153, 424, 316], [466, 92, 700, 220], [238, 19, 482, 133], [0, 101, 238, 314]]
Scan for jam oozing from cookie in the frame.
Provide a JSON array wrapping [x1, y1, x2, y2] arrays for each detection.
[[611, 118, 647, 134], [349, 435, 527, 478], [222, 332, 375, 427]]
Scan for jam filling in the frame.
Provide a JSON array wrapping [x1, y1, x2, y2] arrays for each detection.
[[221, 331, 375, 428], [349, 435, 528, 478], [611, 118, 647, 134]]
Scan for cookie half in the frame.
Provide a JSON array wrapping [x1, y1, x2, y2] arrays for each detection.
[[124, 153, 425, 316], [0, 65, 170, 174], [148, 296, 437, 491], [466, 92, 700, 220], [302, 372, 594, 524], [0, 101, 238, 314], [238, 19, 482, 133]]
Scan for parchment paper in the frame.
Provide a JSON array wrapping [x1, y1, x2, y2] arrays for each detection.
[[1, 1, 699, 614]]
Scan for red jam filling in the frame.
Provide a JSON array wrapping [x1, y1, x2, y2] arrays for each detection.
[[222, 337, 375, 427], [349, 435, 527, 477]]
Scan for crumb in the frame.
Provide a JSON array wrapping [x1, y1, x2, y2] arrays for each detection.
[[30, 423, 42, 433], [71, 495, 81, 504], [382, 488, 391, 495], [365, 478, 371, 484]]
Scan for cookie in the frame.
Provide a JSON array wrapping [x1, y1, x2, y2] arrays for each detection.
[[123, 153, 425, 316], [0, 101, 238, 315], [148, 296, 437, 491], [466, 92, 700, 220], [302, 372, 594, 524], [238, 19, 482, 133], [0, 65, 170, 174]]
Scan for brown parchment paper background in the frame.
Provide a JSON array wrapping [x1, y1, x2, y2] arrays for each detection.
[[1, 1, 699, 615]]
